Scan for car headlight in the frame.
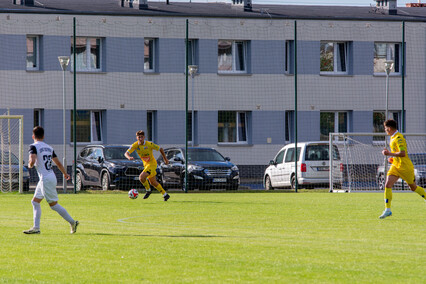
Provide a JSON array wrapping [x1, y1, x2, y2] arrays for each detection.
[[23, 171, 30, 177], [231, 165, 239, 171], [188, 165, 204, 173]]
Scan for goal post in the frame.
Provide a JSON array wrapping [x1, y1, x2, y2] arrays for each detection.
[[0, 115, 24, 193], [329, 133, 426, 192]]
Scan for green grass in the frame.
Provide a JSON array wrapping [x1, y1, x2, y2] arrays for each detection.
[[1, 190, 425, 283]]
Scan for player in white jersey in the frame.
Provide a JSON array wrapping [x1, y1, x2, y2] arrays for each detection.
[[23, 126, 79, 234]]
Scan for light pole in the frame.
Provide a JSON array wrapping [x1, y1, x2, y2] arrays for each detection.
[[384, 59, 394, 181], [58, 56, 70, 193], [188, 65, 198, 146]]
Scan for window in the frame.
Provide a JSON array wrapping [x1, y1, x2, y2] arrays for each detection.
[[33, 109, 43, 127], [320, 111, 348, 141], [218, 111, 248, 143], [187, 39, 198, 66], [71, 110, 103, 143], [284, 147, 301, 163], [26, 36, 40, 71], [218, 40, 248, 73], [285, 111, 294, 143], [71, 37, 102, 72], [147, 111, 156, 142], [373, 111, 401, 141], [186, 111, 197, 145], [320, 42, 348, 74], [285, 40, 294, 74], [374, 43, 400, 74], [144, 38, 156, 72], [275, 150, 285, 164]]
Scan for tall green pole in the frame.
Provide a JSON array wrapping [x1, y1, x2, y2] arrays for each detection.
[[294, 20, 298, 193], [401, 21, 405, 132], [73, 17, 77, 194], [184, 19, 189, 193]]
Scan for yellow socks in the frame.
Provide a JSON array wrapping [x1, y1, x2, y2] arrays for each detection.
[[154, 184, 166, 195], [414, 186, 426, 200], [385, 187, 392, 209]]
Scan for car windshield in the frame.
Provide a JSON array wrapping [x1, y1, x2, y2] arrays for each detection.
[[410, 154, 426, 165], [187, 149, 226, 162], [305, 145, 340, 161], [104, 147, 138, 160], [0, 152, 20, 165]]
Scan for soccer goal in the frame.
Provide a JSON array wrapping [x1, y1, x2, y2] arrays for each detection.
[[0, 115, 25, 193], [329, 133, 426, 192]]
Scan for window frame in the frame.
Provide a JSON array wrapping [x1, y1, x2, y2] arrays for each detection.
[[285, 40, 294, 74], [71, 37, 102, 72], [144, 38, 156, 73], [71, 110, 104, 144], [186, 111, 197, 146], [33, 109, 44, 127], [147, 110, 156, 142], [26, 35, 40, 71], [320, 111, 349, 141], [373, 110, 401, 143], [320, 41, 349, 75], [218, 111, 249, 144], [218, 40, 248, 74], [373, 42, 401, 75], [187, 39, 198, 67]]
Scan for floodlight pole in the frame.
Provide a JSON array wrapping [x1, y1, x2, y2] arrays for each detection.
[[188, 65, 198, 146], [58, 56, 70, 194], [384, 60, 394, 181]]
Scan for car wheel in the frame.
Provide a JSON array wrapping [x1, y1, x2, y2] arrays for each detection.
[[23, 182, 30, 192], [265, 175, 273, 190], [75, 172, 84, 192], [291, 175, 296, 190], [378, 174, 386, 191], [101, 172, 111, 191]]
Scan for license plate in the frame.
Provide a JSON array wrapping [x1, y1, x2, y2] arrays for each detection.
[[213, 178, 226, 183], [134, 177, 140, 181], [316, 166, 329, 171]]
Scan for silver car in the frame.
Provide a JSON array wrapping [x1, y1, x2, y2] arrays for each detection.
[[376, 153, 426, 190]]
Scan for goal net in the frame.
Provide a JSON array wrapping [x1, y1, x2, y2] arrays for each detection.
[[0, 115, 25, 193], [329, 133, 426, 192]]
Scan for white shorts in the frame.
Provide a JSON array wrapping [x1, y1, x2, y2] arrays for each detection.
[[34, 176, 58, 203]]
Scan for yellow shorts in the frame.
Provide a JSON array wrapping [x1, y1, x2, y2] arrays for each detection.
[[142, 164, 157, 179], [387, 165, 415, 184]]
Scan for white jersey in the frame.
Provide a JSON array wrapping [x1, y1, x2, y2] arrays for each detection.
[[29, 141, 57, 181]]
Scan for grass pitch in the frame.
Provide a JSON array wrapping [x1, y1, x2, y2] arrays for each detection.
[[1, 190, 425, 283]]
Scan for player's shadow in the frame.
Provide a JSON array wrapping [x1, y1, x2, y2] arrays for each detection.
[[88, 233, 228, 238]]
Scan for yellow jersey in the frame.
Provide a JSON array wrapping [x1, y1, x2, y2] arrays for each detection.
[[389, 132, 413, 170], [127, 141, 160, 167]]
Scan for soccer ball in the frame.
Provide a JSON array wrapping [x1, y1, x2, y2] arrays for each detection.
[[128, 189, 139, 199]]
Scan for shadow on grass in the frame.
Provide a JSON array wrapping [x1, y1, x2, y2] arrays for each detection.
[[86, 232, 228, 238]]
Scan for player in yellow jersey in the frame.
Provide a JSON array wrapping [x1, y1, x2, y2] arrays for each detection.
[[125, 130, 170, 201], [379, 119, 426, 219]]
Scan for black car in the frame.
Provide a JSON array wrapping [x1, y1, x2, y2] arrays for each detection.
[[157, 147, 240, 191], [74, 145, 144, 191]]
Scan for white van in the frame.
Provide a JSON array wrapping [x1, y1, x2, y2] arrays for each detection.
[[263, 141, 342, 190]]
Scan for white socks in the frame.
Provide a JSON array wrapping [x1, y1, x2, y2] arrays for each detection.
[[31, 200, 41, 229], [51, 204, 75, 225]]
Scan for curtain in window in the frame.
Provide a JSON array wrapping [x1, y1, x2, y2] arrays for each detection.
[[218, 40, 232, 71], [238, 112, 247, 142], [91, 111, 102, 142]]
